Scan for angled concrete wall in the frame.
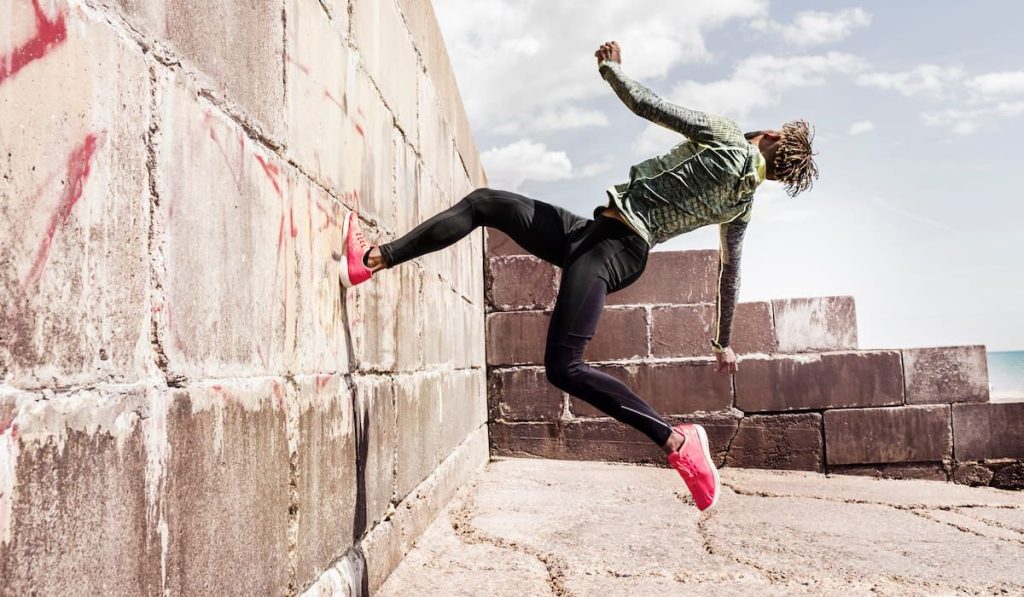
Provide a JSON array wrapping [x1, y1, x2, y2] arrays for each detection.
[[1, 0, 488, 594]]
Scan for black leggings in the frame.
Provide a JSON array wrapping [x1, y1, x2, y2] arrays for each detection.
[[378, 188, 675, 447]]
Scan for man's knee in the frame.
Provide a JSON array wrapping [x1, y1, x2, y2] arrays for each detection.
[[544, 348, 578, 391]]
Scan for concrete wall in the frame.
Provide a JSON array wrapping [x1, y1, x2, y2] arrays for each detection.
[[485, 229, 1024, 490], [1, 0, 489, 593]]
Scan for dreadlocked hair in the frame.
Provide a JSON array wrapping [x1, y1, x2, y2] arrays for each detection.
[[774, 119, 819, 197]]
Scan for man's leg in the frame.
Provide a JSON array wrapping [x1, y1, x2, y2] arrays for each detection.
[[543, 249, 679, 451], [370, 187, 587, 269]]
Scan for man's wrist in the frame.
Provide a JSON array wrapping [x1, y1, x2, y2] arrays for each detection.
[[709, 339, 729, 353]]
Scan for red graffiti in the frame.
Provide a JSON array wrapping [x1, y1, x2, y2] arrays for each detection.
[[315, 375, 331, 391], [203, 112, 246, 197], [324, 90, 344, 112], [289, 206, 297, 238], [0, 415, 15, 435], [286, 53, 311, 76], [271, 380, 285, 410], [21, 133, 103, 292], [254, 155, 283, 199], [0, 0, 67, 86]]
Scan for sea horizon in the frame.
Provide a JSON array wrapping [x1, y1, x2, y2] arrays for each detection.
[[987, 349, 1024, 402]]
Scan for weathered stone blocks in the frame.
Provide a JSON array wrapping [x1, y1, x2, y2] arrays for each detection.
[[772, 296, 857, 353], [606, 250, 718, 306], [113, 0, 286, 138], [952, 402, 1024, 460], [486, 256, 558, 312], [903, 345, 989, 405], [725, 413, 823, 471], [569, 361, 732, 417], [0, 386, 158, 594], [651, 301, 776, 357], [824, 405, 952, 466], [489, 367, 564, 422], [1, 1, 151, 388], [161, 382, 290, 595], [736, 351, 904, 412]]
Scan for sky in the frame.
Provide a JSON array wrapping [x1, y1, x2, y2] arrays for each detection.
[[431, 0, 1024, 352]]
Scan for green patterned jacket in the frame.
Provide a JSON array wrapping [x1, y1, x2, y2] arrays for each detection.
[[597, 58, 767, 352]]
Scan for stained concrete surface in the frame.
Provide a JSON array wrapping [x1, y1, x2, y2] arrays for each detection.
[[379, 457, 1024, 596]]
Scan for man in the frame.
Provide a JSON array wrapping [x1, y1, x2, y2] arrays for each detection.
[[337, 40, 818, 511]]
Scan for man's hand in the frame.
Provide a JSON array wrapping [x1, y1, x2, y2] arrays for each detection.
[[714, 347, 738, 374], [595, 40, 621, 66]]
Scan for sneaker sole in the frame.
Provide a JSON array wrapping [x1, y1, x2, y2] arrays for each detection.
[[338, 210, 354, 288], [693, 424, 721, 511]]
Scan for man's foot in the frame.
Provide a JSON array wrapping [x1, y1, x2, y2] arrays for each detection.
[[338, 210, 374, 288], [667, 423, 721, 511]]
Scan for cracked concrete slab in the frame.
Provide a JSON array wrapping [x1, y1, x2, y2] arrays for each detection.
[[379, 457, 1024, 595]]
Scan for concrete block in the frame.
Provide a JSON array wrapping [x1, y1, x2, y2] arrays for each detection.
[[351, 0, 418, 143], [416, 64, 455, 202], [903, 345, 989, 405], [651, 302, 776, 357], [488, 366, 564, 422], [394, 132, 422, 236], [289, 176, 349, 375], [736, 351, 904, 412], [393, 265, 424, 371], [570, 361, 732, 417], [565, 413, 738, 465], [113, 0, 285, 138], [352, 375, 397, 534], [485, 228, 527, 257], [486, 256, 558, 312], [772, 296, 858, 353], [824, 405, 952, 465], [0, 386, 159, 594], [156, 71, 295, 378], [0, 1, 151, 389], [588, 307, 648, 361], [605, 250, 718, 306], [725, 413, 823, 471], [284, 0, 357, 197], [953, 402, 1024, 460], [395, 373, 443, 501], [488, 421, 562, 460], [161, 381, 291, 595], [438, 369, 486, 459], [344, 219, 399, 372], [291, 374, 358, 588]]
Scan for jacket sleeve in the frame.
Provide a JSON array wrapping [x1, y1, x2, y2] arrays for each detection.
[[710, 214, 749, 352], [598, 59, 739, 144]]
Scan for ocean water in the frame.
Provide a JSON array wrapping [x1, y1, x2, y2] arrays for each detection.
[[987, 350, 1024, 402]]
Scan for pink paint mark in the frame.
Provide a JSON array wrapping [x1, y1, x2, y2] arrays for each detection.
[[203, 115, 246, 197], [10, 423, 19, 439], [315, 375, 331, 391], [271, 380, 285, 411], [0, 0, 67, 86], [286, 53, 311, 76], [255, 344, 268, 368], [289, 206, 297, 238], [276, 217, 285, 256], [254, 155, 283, 199], [21, 133, 103, 292], [352, 119, 364, 138], [0, 415, 15, 436], [324, 90, 344, 112]]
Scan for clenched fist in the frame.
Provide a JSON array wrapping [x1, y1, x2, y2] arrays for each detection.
[[595, 40, 621, 66]]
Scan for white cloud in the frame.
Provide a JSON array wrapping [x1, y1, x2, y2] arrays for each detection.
[[753, 8, 871, 47], [856, 64, 964, 98], [492, 105, 609, 136], [966, 71, 1024, 98], [669, 52, 867, 119], [848, 120, 875, 135], [433, 0, 770, 131], [479, 139, 574, 191]]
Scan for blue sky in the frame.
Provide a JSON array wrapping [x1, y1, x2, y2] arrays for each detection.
[[433, 1, 1024, 351]]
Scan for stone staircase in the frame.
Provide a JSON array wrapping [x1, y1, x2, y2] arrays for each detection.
[[483, 229, 1024, 489]]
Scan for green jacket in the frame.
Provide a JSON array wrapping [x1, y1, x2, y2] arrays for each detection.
[[598, 58, 767, 352]]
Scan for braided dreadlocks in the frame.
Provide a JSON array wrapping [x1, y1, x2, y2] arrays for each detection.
[[774, 119, 819, 197]]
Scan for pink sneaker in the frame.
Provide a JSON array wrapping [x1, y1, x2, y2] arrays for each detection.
[[667, 423, 721, 511], [338, 210, 374, 288]]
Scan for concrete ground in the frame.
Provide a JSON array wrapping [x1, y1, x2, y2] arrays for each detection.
[[379, 457, 1024, 596]]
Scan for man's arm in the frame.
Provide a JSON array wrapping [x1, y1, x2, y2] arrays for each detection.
[[598, 58, 725, 144], [709, 215, 749, 353]]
